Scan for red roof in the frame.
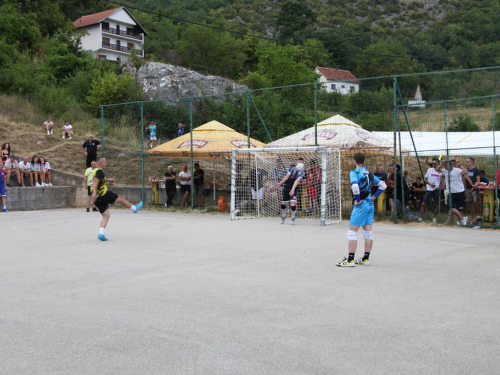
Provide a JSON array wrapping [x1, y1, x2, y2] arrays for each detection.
[[316, 67, 359, 83], [73, 7, 122, 28]]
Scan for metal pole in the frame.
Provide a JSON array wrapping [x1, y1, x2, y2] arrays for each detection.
[[255, 157, 260, 217], [230, 150, 237, 220], [246, 92, 251, 149], [140, 103, 145, 203], [100, 106, 105, 156], [444, 102, 452, 223], [397, 105, 405, 218], [492, 97, 498, 225], [190, 98, 194, 208], [320, 147, 327, 226], [314, 83, 318, 147], [393, 77, 398, 222]]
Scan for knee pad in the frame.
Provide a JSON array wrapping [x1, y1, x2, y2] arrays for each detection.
[[347, 230, 357, 241], [363, 230, 373, 240], [281, 204, 287, 209], [291, 205, 296, 211]]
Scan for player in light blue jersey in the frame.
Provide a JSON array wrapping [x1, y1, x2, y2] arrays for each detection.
[[337, 153, 386, 267]]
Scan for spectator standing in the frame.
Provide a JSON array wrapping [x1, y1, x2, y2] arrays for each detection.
[[82, 134, 101, 168], [464, 157, 481, 222], [385, 165, 395, 213], [164, 166, 177, 208], [0, 161, 7, 211], [19, 156, 33, 187], [374, 164, 388, 181], [419, 158, 442, 223], [39, 157, 53, 186], [479, 170, 489, 184], [441, 160, 467, 225], [177, 123, 185, 137], [146, 122, 157, 148], [178, 165, 191, 207], [1, 143, 11, 162], [5, 155, 21, 187], [31, 156, 42, 187], [62, 121, 73, 139], [403, 171, 412, 185], [43, 117, 54, 135], [193, 163, 205, 207], [84, 160, 98, 212]]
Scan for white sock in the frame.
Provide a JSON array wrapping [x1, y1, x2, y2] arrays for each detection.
[[291, 209, 296, 219], [99, 227, 105, 235], [47, 130, 50, 134], [281, 208, 286, 218], [130, 205, 136, 212], [3, 206, 6, 210]]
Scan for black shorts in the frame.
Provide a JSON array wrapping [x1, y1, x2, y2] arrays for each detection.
[[180, 185, 191, 195], [94, 191, 118, 214], [87, 186, 92, 196], [194, 185, 204, 196], [282, 186, 297, 202], [422, 189, 440, 205], [451, 192, 465, 211], [86, 155, 97, 168]]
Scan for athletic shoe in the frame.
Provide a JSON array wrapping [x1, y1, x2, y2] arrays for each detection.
[[354, 258, 370, 266], [68, 137, 72, 140], [460, 217, 467, 226], [133, 201, 143, 213], [47, 131, 50, 135], [6, 183, 11, 188], [50, 129, 53, 135], [280, 217, 286, 224], [291, 218, 296, 225], [36, 182, 42, 187], [48, 183, 53, 187], [456, 221, 461, 226], [43, 183, 49, 187], [92, 207, 98, 212], [3, 208, 8, 212], [336, 257, 355, 267], [97, 234, 108, 241], [86, 208, 90, 212], [62, 136, 65, 139]]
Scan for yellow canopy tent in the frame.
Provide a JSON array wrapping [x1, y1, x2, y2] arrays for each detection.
[[149, 120, 265, 158], [148, 120, 265, 207]]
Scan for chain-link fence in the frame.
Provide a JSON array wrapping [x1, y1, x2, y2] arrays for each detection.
[[100, 66, 500, 227]]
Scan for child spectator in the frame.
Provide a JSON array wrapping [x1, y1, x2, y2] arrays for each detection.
[[5, 155, 21, 187], [0, 160, 7, 211], [177, 123, 185, 137], [146, 121, 157, 148], [39, 157, 53, 186], [43, 116, 54, 135], [19, 156, 33, 187], [1, 143, 11, 162], [62, 121, 73, 139], [31, 156, 43, 187], [479, 170, 489, 184]]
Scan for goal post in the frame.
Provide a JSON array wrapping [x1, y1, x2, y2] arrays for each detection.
[[230, 146, 341, 226]]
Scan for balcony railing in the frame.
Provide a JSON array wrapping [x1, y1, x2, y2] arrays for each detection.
[[102, 27, 142, 41], [102, 42, 143, 56]]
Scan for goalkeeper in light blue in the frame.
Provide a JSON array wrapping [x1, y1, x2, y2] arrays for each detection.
[[337, 152, 386, 267]]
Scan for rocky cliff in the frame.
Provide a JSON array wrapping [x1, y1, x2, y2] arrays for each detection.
[[125, 62, 249, 103]]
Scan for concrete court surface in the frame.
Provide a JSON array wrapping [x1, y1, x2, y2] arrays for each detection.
[[0, 208, 498, 375]]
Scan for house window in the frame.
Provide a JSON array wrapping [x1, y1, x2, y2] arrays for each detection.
[[127, 42, 134, 51], [102, 22, 109, 31], [127, 27, 134, 35], [102, 37, 110, 45], [116, 25, 120, 34], [350, 86, 355, 93], [331, 84, 336, 90], [341, 85, 345, 89], [98, 55, 107, 59]]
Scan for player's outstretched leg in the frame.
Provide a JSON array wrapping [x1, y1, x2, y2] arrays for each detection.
[[98, 210, 110, 241], [337, 226, 358, 267], [115, 195, 143, 213]]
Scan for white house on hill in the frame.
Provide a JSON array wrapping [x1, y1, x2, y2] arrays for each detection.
[[315, 66, 360, 95], [73, 7, 147, 62]]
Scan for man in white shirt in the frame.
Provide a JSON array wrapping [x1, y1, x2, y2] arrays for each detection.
[[43, 116, 54, 135], [19, 156, 33, 187], [178, 165, 191, 207], [441, 159, 467, 226], [62, 120, 73, 140], [418, 158, 443, 223], [5, 155, 21, 187]]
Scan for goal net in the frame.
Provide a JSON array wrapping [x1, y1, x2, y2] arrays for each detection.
[[230, 146, 341, 226]]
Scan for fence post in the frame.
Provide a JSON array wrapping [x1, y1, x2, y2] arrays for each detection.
[[314, 83, 318, 146], [190, 98, 194, 208], [444, 102, 452, 223], [493, 97, 498, 225], [393, 77, 398, 223], [140, 103, 145, 203], [100, 106, 105, 157], [246, 92, 251, 149]]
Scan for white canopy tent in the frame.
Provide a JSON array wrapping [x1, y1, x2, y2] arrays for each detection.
[[372, 131, 500, 157]]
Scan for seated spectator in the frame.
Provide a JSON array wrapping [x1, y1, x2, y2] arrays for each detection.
[[62, 120, 73, 140], [5, 155, 21, 187], [1, 142, 11, 162], [19, 156, 33, 187], [412, 177, 426, 191], [479, 170, 489, 184], [39, 157, 53, 186], [43, 116, 54, 135], [31, 155, 43, 187], [403, 170, 411, 185]]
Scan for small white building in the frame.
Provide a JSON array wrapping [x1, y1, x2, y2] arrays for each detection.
[[408, 84, 426, 108], [73, 7, 147, 62], [315, 66, 360, 95]]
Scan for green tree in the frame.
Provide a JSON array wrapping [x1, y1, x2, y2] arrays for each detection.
[[276, 1, 315, 43], [448, 115, 480, 132]]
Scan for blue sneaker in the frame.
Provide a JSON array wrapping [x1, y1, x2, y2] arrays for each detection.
[[97, 234, 108, 241], [133, 201, 143, 214], [3, 208, 8, 212]]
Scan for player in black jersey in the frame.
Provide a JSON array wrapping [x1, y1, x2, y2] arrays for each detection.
[[273, 158, 306, 225]]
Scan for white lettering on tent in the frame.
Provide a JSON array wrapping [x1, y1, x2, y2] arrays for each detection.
[[231, 140, 256, 148], [177, 140, 209, 148], [301, 131, 337, 141], [355, 131, 371, 141]]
